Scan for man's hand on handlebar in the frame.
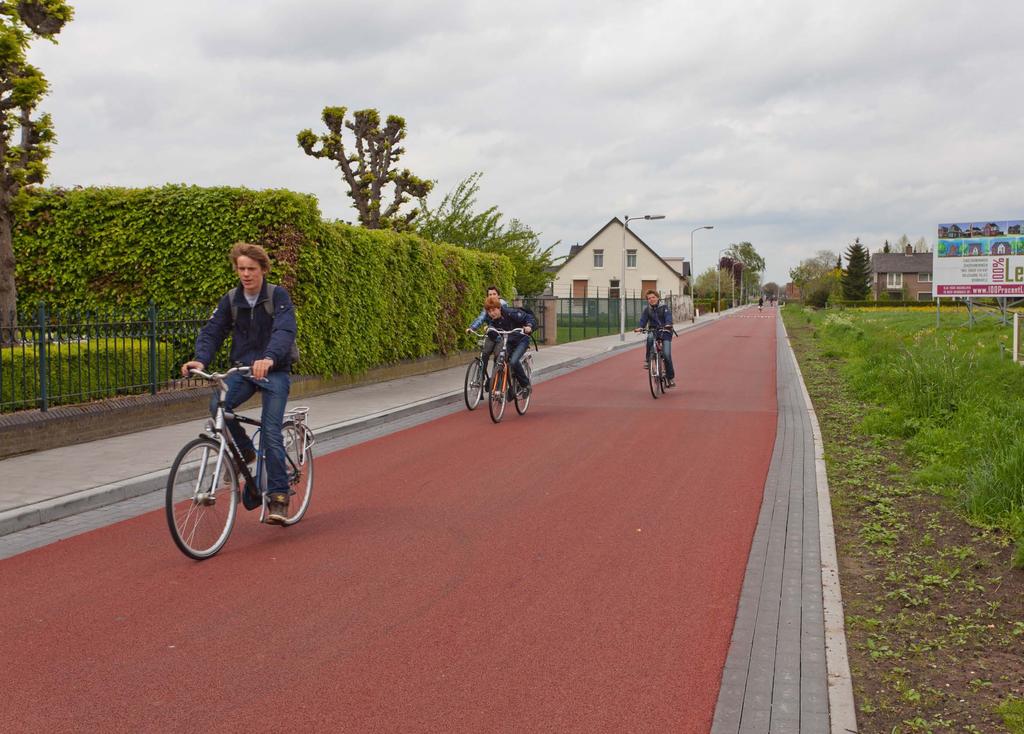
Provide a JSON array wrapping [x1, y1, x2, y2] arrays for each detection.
[[251, 358, 274, 380], [181, 360, 205, 378]]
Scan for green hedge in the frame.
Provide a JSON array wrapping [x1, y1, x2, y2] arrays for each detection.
[[14, 185, 515, 376], [1, 338, 172, 409]]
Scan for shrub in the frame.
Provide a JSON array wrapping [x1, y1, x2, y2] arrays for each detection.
[[1, 338, 172, 409], [13, 185, 516, 377]]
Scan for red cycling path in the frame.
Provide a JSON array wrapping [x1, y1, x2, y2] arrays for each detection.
[[1, 310, 777, 733]]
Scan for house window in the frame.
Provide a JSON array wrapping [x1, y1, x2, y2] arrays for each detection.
[[593, 249, 604, 268], [917, 292, 933, 301], [626, 249, 637, 268], [918, 272, 932, 283], [886, 272, 903, 289], [609, 279, 620, 299]]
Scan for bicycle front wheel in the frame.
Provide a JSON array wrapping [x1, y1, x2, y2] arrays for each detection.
[[658, 354, 667, 394], [514, 356, 533, 415], [648, 356, 659, 399], [464, 358, 484, 411], [165, 437, 238, 560], [489, 364, 508, 423], [281, 420, 314, 525]]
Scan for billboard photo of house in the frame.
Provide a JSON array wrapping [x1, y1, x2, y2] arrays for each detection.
[[938, 239, 961, 257]]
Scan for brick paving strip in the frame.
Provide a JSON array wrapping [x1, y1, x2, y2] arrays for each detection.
[[711, 315, 857, 733]]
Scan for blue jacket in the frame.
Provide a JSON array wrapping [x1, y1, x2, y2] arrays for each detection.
[[469, 298, 508, 331], [194, 281, 297, 372], [638, 302, 673, 340], [487, 305, 537, 346]]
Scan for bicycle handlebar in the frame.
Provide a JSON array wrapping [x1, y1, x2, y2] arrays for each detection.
[[487, 327, 526, 336], [188, 365, 252, 381]]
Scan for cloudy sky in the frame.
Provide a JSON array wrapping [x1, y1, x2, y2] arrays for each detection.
[[29, 0, 1024, 284]]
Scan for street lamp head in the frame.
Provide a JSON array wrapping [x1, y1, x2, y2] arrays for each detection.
[[703, 225, 714, 230], [644, 215, 666, 220]]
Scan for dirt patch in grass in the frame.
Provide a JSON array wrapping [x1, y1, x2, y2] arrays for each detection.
[[784, 312, 1024, 733]]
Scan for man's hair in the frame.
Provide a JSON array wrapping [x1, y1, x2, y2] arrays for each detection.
[[230, 242, 271, 273], [645, 289, 659, 298], [486, 285, 500, 295], [484, 295, 502, 310]]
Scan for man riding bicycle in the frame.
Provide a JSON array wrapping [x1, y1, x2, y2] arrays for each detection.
[[180, 242, 298, 525], [634, 289, 676, 388], [483, 295, 536, 397], [466, 285, 507, 387]]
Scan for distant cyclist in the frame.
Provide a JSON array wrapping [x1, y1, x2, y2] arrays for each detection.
[[467, 285, 508, 384], [180, 242, 298, 524], [635, 289, 676, 388], [758, 296, 764, 311], [483, 295, 536, 397]]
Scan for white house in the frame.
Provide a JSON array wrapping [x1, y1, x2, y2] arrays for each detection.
[[551, 218, 689, 299]]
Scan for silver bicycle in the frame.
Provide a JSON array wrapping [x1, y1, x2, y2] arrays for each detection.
[[165, 366, 315, 560]]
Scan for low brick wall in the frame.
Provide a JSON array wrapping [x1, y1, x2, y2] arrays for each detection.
[[0, 350, 474, 460]]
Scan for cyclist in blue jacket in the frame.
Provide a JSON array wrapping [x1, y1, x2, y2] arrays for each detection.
[[483, 295, 536, 396], [634, 289, 676, 388], [181, 242, 297, 524], [466, 285, 507, 384]]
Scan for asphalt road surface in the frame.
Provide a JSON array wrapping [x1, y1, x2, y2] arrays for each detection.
[[2, 310, 778, 733]]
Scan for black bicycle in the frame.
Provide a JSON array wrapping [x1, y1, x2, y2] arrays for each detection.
[[640, 326, 673, 399], [165, 366, 315, 560], [464, 333, 493, 411], [486, 327, 536, 423]]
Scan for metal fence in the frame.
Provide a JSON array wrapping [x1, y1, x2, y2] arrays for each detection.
[[553, 294, 691, 343], [0, 303, 218, 412]]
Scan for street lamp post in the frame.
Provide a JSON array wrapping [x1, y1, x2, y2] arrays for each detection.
[[620, 214, 666, 341], [689, 225, 713, 322], [688, 225, 713, 298]]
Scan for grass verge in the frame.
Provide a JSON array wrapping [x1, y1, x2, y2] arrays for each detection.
[[783, 306, 1024, 732]]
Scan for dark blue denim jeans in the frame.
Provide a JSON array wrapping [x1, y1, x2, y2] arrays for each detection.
[[212, 371, 291, 495], [646, 333, 675, 380], [508, 337, 531, 386]]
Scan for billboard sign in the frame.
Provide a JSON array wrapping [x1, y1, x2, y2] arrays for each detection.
[[935, 220, 1024, 296]]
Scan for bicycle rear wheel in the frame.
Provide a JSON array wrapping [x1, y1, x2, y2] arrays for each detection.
[[165, 437, 238, 560], [648, 356, 659, 399], [514, 355, 533, 415], [489, 364, 508, 423], [281, 420, 314, 525], [464, 358, 484, 411]]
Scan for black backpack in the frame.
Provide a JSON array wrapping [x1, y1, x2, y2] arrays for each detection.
[[228, 283, 300, 365]]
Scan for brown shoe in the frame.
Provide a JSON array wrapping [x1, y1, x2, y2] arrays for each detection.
[[265, 492, 290, 525]]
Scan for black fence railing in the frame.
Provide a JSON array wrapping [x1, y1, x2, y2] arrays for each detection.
[[0, 303, 225, 413], [556, 296, 648, 343]]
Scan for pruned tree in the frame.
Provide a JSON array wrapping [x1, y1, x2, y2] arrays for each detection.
[[297, 106, 433, 231], [841, 238, 871, 300], [895, 233, 911, 253], [0, 0, 73, 343], [415, 171, 555, 296], [913, 236, 928, 253]]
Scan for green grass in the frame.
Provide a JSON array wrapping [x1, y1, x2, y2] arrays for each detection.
[[1000, 696, 1024, 732], [794, 307, 1024, 565]]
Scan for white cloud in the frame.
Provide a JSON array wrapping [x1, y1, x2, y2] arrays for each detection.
[[25, 0, 1024, 283]]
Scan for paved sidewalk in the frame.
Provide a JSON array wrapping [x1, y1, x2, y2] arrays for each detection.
[[711, 315, 856, 733], [0, 314, 721, 537]]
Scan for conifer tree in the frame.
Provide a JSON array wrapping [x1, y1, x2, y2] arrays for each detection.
[[841, 238, 872, 300], [0, 0, 74, 342]]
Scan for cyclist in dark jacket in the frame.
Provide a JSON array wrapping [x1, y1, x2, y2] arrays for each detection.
[[181, 242, 297, 524], [635, 289, 676, 387], [484, 295, 536, 395]]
